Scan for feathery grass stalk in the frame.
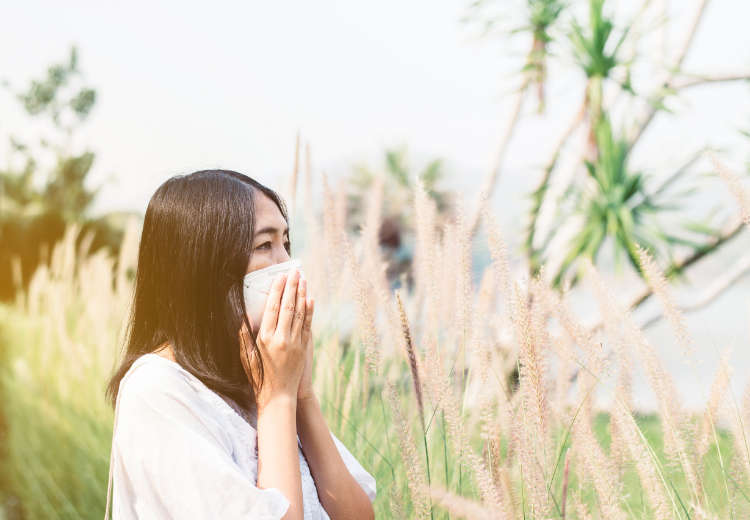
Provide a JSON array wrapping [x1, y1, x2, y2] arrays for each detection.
[[342, 232, 380, 375], [636, 245, 696, 360], [426, 483, 495, 520], [3, 155, 748, 518], [711, 152, 750, 227], [395, 290, 425, 428], [385, 380, 432, 519], [394, 289, 433, 518]]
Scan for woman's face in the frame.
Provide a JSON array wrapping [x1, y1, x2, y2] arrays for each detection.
[[246, 191, 291, 274]]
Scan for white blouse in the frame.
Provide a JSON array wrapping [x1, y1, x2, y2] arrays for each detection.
[[105, 353, 376, 519]]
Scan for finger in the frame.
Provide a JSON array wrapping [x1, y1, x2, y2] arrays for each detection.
[[290, 277, 307, 340], [275, 268, 300, 336], [259, 273, 287, 339], [303, 296, 314, 335]]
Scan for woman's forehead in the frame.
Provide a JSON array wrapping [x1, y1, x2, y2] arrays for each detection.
[[253, 192, 286, 228]]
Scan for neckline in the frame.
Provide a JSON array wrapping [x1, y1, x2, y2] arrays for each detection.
[[135, 352, 258, 427]]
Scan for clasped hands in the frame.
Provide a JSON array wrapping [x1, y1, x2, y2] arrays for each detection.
[[241, 268, 316, 411]]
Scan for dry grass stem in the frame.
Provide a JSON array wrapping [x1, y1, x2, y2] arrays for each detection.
[[395, 289, 425, 429], [710, 152, 750, 226], [385, 380, 431, 520]]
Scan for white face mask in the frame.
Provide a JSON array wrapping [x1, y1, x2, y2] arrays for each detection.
[[243, 258, 304, 331]]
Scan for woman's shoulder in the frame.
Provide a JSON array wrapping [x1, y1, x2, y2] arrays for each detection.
[[117, 353, 227, 422], [118, 353, 253, 433], [116, 353, 237, 443], [120, 352, 196, 396]]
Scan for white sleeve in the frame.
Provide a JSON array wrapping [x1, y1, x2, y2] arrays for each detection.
[[329, 430, 377, 503], [112, 363, 290, 519]]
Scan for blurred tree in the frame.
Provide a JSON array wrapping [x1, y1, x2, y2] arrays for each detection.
[[349, 148, 451, 221], [0, 46, 126, 302], [2, 45, 98, 219], [549, 115, 707, 288], [527, 0, 639, 277], [463, 0, 565, 234], [466, 0, 750, 325], [347, 147, 453, 286]]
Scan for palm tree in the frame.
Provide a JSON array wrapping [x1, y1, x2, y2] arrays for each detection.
[[464, 0, 566, 234], [523, 0, 565, 113], [546, 115, 710, 289]]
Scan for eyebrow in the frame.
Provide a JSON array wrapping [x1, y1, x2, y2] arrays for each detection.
[[254, 225, 289, 237]]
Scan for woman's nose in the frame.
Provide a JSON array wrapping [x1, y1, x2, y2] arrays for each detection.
[[275, 247, 291, 265]]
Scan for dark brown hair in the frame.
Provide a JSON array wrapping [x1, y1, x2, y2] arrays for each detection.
[[105, 169, 289, 411]]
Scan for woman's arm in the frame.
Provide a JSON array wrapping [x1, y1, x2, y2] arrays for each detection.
[[296, 395, 375, 519], [256, 395, 304, 520], [252, 271, 311, 520]]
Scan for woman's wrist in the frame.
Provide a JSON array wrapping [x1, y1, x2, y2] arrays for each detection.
[[296, 386, 316, 403], [257, 391, 298, 414], [295, 394, 321, 437], [296, 392, 318, 414]]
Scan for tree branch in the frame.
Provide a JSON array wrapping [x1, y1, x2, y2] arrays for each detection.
[[627, 0, 711, 148], [671, 73, 750, 90], [468, 79, 529, 237], [524, 99, 587, 262], [639, 250, 750, 329], [587, 214, 747, 334]]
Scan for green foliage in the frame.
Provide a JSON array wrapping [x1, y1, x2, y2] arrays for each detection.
[[17, 46, 96, 125], [569, 0, 624, 80], [526, 0, 564, 44], [2, 45, 99, 218], [43, 152, 99, 222], [550, 116, 706, 288], [0, 46, 124, 303], [464, 0, 566, 112]]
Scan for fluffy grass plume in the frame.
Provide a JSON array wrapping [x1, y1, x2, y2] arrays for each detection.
[[1, 171, 747, 520]]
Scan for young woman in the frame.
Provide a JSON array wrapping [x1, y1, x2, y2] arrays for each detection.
[[103, 170, 376, 519]]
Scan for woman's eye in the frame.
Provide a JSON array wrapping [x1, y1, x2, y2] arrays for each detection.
[[256, 239, 289, 251]]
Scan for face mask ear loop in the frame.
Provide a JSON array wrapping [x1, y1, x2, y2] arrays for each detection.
[[103, 365, 137, 520]]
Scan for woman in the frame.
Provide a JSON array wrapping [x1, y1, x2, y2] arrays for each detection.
[[103, 170, 376, 519]]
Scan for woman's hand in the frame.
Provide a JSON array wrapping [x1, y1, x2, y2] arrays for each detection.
[[296, 279, 315, 402], [241, 269, 309, 411]]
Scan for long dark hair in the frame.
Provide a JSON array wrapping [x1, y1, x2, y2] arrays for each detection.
[[105, 169, 288, 412]]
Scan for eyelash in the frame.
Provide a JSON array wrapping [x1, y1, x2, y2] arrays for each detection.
[[258, 240, 290, 251]]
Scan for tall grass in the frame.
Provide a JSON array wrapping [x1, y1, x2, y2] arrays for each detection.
[[0, 220, 138, 518], [1, 170, 748, 519]]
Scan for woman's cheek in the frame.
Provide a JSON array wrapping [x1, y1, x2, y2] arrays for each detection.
[[247, 297, 267, 333], [249, 256, 273, 273]]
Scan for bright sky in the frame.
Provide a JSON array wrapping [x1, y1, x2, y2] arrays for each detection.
[[3, 0, 750, 410], [3, 1, 748, 218]]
